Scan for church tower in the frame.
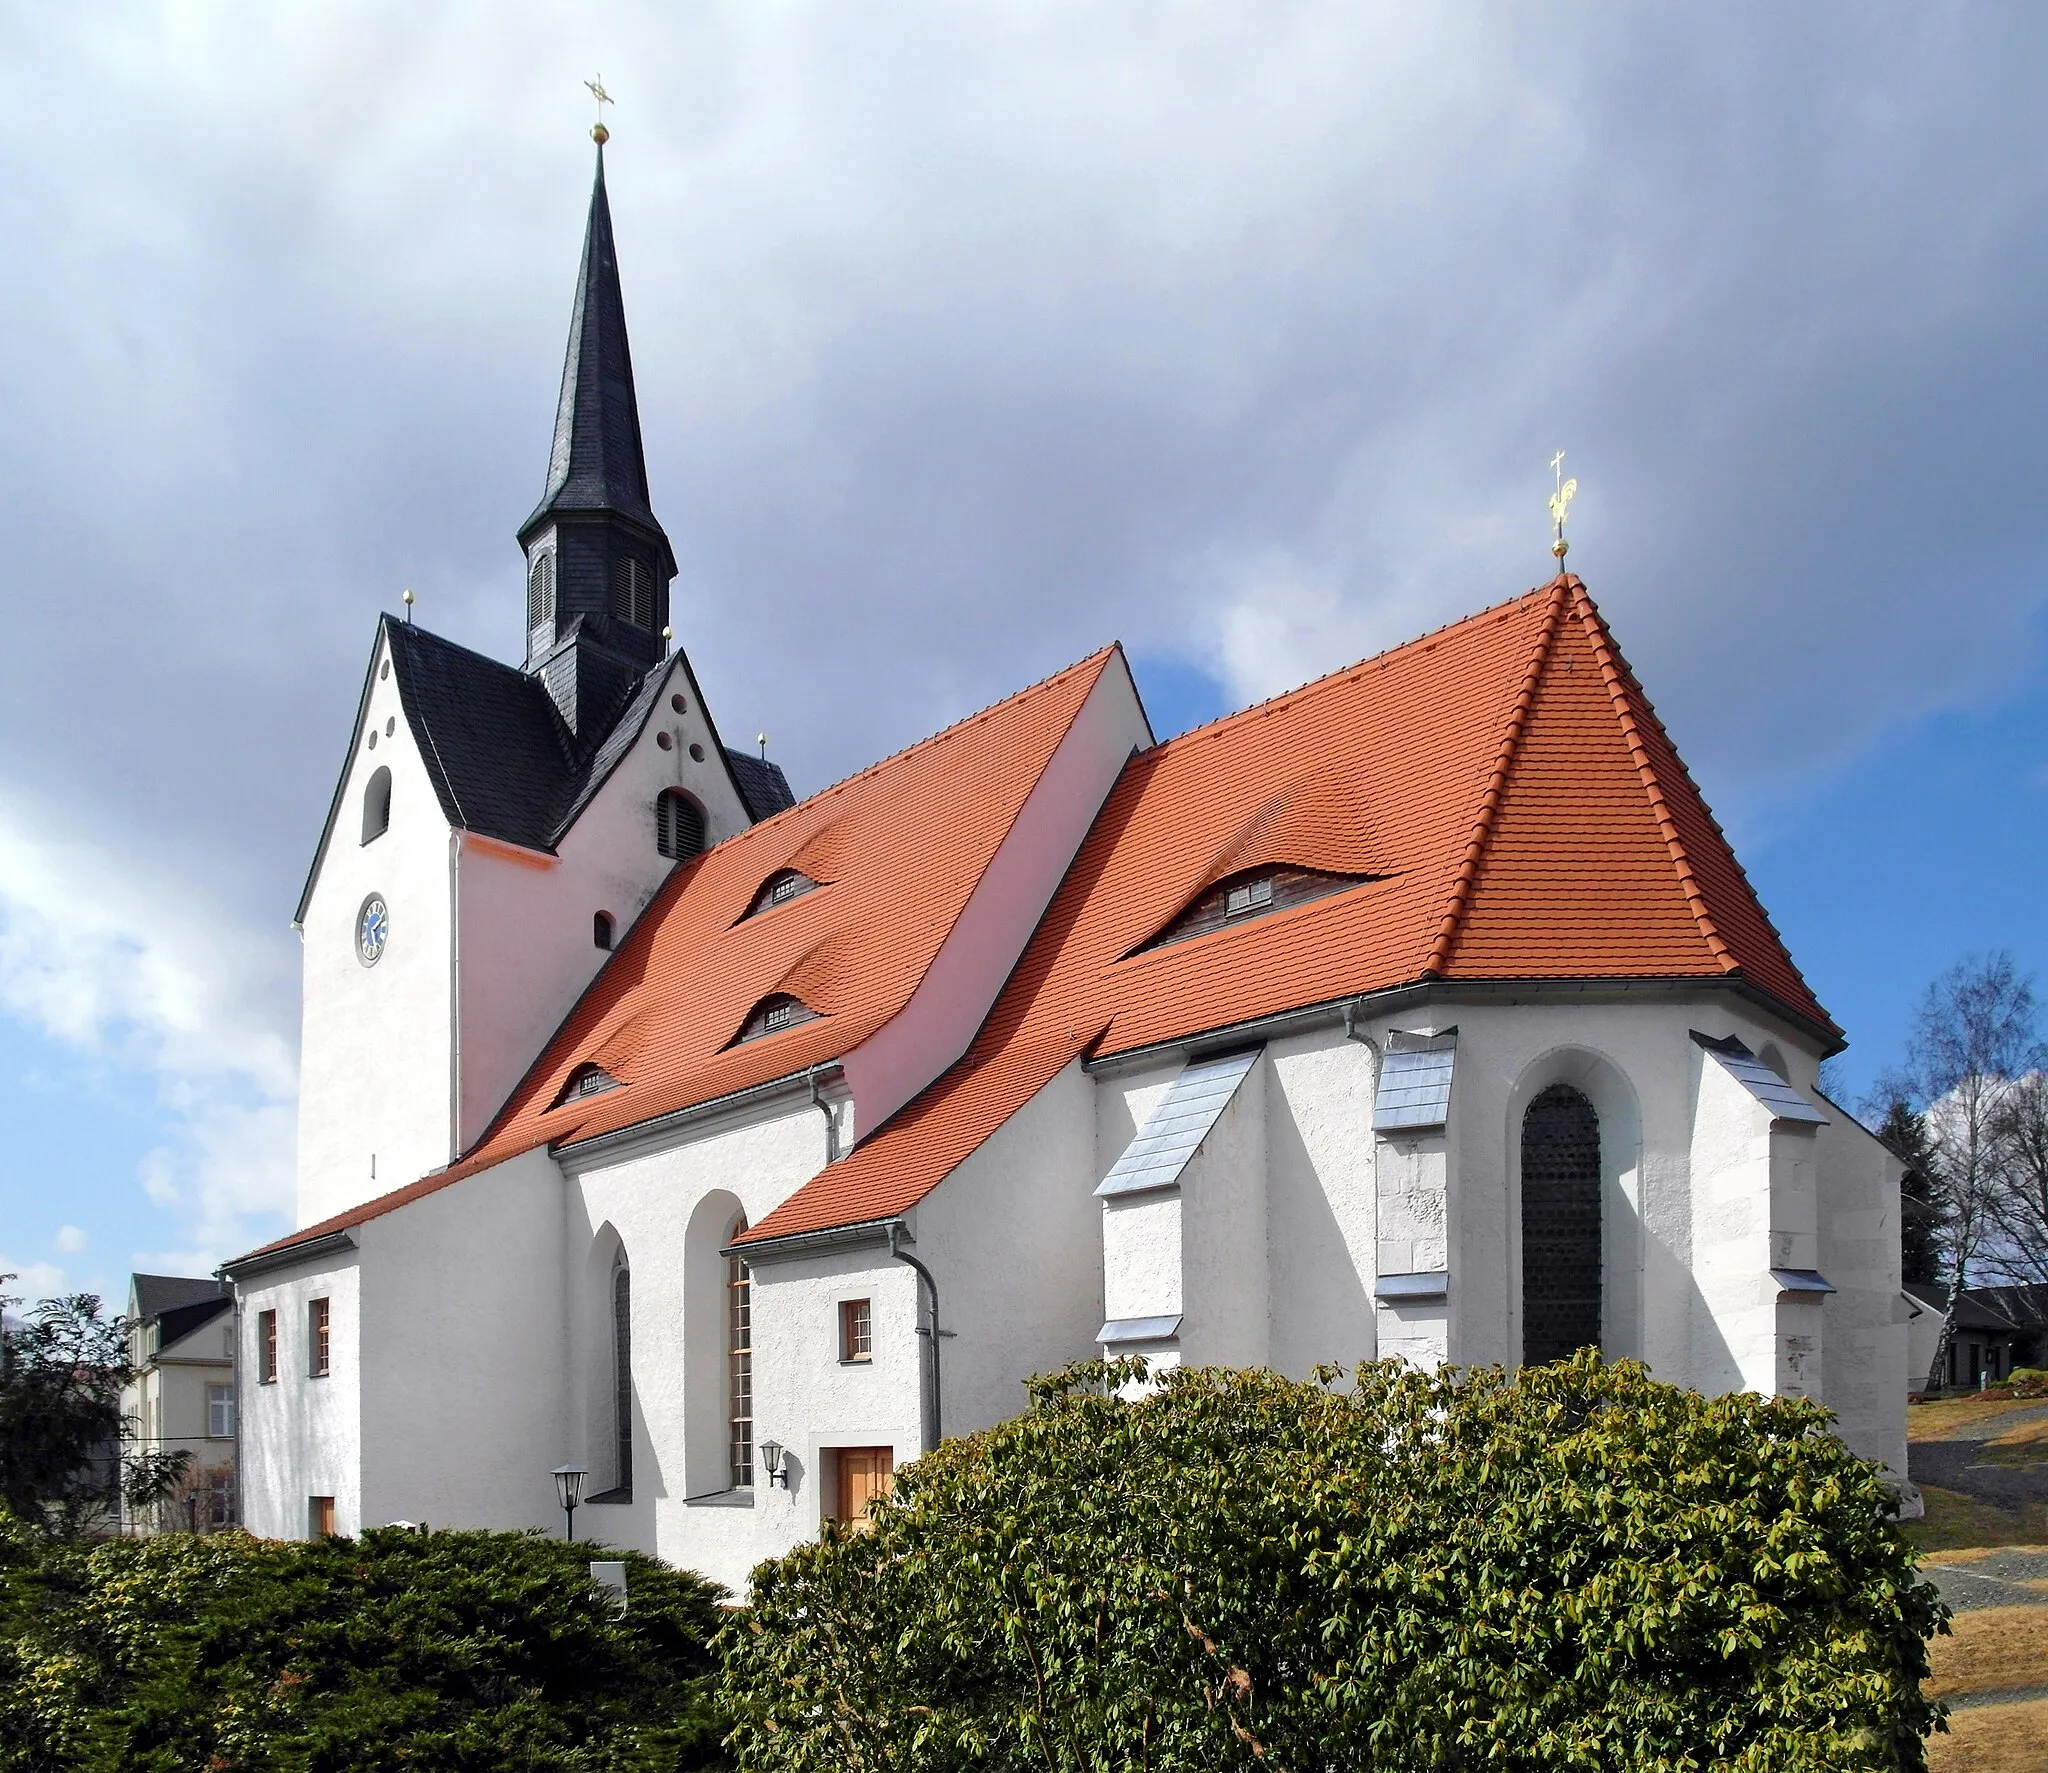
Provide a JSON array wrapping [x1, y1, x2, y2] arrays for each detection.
[[289, 135, 793, 1232], [517, 142, 676, 739]]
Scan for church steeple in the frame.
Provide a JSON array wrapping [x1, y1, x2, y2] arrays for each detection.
[[518, 139, 676, 724]]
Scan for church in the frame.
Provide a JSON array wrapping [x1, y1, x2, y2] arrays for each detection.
[[225, 141, 1910, 1590]]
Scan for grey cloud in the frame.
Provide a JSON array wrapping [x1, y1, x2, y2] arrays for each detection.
[[0, 0, 2044, 1070]]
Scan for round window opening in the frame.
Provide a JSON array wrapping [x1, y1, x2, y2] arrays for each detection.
[[689, 742, 705, 762], [356, 893, 390, 967], [670, 693, 686, 714]]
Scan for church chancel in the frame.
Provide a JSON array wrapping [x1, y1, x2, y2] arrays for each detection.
[[226, 136, 1911, 1586]]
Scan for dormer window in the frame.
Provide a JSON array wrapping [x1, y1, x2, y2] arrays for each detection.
[[612, 556, 654, 630], [1135, 865, 1378, 954], [555, 1063, 622, 1107], [732, 993, 820, 1045], [746, 869, 819, 918]]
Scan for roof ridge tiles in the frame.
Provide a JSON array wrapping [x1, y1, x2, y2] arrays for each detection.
[[745, 644, 1122, 827], [1423, 578, 1571, 977], [1569, 584, 1738, 974], [1144, 580, 1563, 758]]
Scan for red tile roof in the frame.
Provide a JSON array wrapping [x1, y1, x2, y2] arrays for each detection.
[[240, 577, 1831, 1264], [740, 576, 1831, 1243]]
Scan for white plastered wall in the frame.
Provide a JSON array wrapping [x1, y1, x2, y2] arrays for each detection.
[[1814, 1103, 1908, 1482], [452, 655, 753, 1153], [237, 1255, 362, 1538], [297, 631, 457, 1228]]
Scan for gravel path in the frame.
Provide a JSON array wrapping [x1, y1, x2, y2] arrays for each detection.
[[1922, 1550, 2048, 1613], [1909, 1401, 2048, 1513]]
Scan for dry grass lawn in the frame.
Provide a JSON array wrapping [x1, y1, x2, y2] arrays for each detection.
[[1910, 1395, 2048, 1441], [1926, 1696, 2048, 1773], [1924, 1606, 2048, 1700], [1905, 1485, 2048, 1555]]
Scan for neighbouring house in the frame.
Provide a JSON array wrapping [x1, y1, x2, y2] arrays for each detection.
[[1905, 1280, 2048, 1392], [223, 138, 1911, 1588], [121, 1274, 237, 1533]]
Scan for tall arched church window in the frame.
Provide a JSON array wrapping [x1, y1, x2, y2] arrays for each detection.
[[611, 556, 654, 630], [527, 551, 555, 630], [361, 766, 392, 845], [656, 790, 706, 861], [612, 1259, 633, 1496], [727, 1219, 753, 1489], [1521, 1083, 1601, 1366]]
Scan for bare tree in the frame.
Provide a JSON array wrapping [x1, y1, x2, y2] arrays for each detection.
[[1878, 953, 2045, 1393], [1985, 1070, 2048, 1285]]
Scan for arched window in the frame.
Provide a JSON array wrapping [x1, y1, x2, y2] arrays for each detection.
[[656, 790, 706, 861], [1521, 1083, 1601, 1366], [592, 910, 615, 951], [612, 1258, 633, 1495], [611, 556, 654, 630], [360, 766, 392, 845], [727, 1218, 753, 1489], [526, 551, 555, 630]]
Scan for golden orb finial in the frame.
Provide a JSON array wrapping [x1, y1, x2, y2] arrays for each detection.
[[591, 122, 609, 146]]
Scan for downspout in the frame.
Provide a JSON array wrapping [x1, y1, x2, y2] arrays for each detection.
[[887, 1224, 941, 1453], [807, 1068, 840, 1165], [448, 830, 463, 1165]]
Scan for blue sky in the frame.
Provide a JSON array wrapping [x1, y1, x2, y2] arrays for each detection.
[[1, 4, 2045, 1302]]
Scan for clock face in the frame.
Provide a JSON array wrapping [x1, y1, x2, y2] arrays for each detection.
[[356, 893, 389, 966]]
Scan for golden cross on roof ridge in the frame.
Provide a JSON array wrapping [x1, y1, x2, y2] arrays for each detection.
[[1549, 451, 1577, 563]]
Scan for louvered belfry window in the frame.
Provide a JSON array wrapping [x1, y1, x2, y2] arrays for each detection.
[[611, 555, 654, 630], [526, 551, 555, 630], [656, 790, 705, 861], [1520, 1083, 1602, 1366]]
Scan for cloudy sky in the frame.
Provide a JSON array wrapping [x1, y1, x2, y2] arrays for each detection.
[[2, 3, 2044, 1301]]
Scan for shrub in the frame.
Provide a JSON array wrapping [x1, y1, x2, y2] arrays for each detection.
[[722, 1355, 1945, 1772], [0, 1515, 730, 1771]]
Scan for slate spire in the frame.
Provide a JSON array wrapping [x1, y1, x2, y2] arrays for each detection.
[[518, 140, 677, 707]]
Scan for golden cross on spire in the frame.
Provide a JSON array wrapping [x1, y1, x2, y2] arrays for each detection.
[[1548, 451, 1577, 564], [585, 76, 614, 145]]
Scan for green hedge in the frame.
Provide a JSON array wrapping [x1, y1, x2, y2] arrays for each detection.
[[0, 1518, 730, 1772], [721, 1355, 1945, 1772]]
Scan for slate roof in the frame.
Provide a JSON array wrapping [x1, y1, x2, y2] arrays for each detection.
[[520, 143, 672, 571], [1903, 1280, 2034, 1333], [726, 748, 798, 821], [131, 1274, 226, 1321]]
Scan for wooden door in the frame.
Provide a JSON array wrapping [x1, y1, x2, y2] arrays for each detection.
[[832, 1447, 894, 1527]]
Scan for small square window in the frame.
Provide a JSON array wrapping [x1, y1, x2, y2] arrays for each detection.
[[765, 1000, 798, 1032], [840, 1298, 872, 1363], [258, 1310, 278, 1384], [309, 1298, 331, 1378]]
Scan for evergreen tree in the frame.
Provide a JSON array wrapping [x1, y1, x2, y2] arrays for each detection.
[[1876, 1099, 1944, 1285]]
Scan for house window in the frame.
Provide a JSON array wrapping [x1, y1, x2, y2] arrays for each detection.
[[840, 1298, 872, 1363], [611, 555, 654, 630], [258, 1310, 277, 1384], [1225, 876, 1274, 917], [728, 1222, 753, 1489], [527, 550, 555, 629], [593, 910, 615, 950], [309, 1495, 335, 1538], [309, 1298, 331, 1378], [656, 789, 706, 861], [361, 765, 392, 845], [830, 1447, 894, 1527], [1521, 1084, 1602, 1366], [208, 1384, 234, 1439], [612, 1260, 633, 1496]]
